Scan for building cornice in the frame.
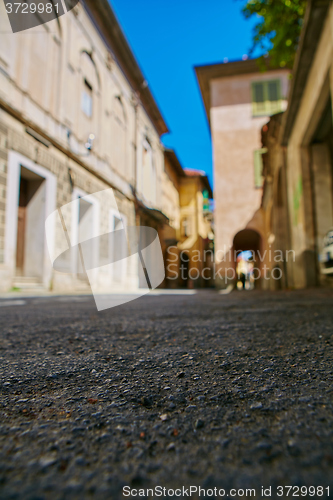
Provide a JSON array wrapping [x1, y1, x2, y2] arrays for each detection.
[[281, 0, 331, 145], [182, 170, 213, 199]]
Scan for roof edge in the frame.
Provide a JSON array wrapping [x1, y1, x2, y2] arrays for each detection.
[[183, 169, 213, 199], [164, 148, 186, 178]]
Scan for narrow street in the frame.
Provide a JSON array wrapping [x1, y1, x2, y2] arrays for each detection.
[[0, 289, 332, 498]]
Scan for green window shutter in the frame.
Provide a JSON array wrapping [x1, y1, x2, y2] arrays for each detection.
[[252, 79, 282, 117], [268, 80, 281, 114], [253, 82, 264, 102], [254, 149, 264, 188], [252, 82, 265, 115]]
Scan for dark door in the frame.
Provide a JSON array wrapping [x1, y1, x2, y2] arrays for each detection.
[[16, 178, 28, 274]]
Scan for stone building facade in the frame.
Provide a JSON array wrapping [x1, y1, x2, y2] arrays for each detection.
[[195, 59, 290, 288], [260, 113, 291, 289], [261, 0, 333, 289], [0, 0, 173, 293]]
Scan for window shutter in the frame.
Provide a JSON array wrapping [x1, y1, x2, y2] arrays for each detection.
[[81, 79, 93, 117], [268, 81, 278, 101], [254, 150, 264, 188], [253, 82, 264, 102], [268, 80, 281, 114], [252, 82, 265, 115]]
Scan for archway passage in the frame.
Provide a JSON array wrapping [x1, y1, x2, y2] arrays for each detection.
[[233, 229, 262, 290], [233, 229, 261, 254]]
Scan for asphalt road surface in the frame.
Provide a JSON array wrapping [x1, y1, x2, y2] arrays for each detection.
[[0, 289, 332, 499]]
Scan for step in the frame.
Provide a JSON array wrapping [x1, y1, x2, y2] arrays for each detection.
[[12, 284, 45, 291], [14, 276, 42, 284], [13, 277, 44, 290]]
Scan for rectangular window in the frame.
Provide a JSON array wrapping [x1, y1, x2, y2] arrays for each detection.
[[81, 79, 93, 118], [251, 79, 281, 117], [109, 212, 127, 282], [181, 217, 191, 238], [142, 139, 156, 205], [254, 148, 267, 188]]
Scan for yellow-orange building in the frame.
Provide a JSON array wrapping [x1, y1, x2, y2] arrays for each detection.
[[162, 150, 214, 288]]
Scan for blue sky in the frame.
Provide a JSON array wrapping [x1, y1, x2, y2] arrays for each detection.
[[110, 0, 259, 189]]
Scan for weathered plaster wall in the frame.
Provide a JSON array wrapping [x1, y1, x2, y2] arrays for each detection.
[[210, 69, 290, 269]]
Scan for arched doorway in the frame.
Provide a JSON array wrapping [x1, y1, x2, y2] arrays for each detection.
[[233, 229, 262, 290]]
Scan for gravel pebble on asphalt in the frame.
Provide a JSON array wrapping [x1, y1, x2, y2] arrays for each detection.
[[0, 289, 332, 498]]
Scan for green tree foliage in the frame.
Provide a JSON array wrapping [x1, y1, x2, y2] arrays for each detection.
[[241, 0, 307, 68]]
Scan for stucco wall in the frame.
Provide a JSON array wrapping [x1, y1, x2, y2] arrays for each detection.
[[286, 5, 333, 288], [0, 1, 164, 209], [0, 114, 138, 292], [0, 1, 171, 292], [210, 69, 290, 269]]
